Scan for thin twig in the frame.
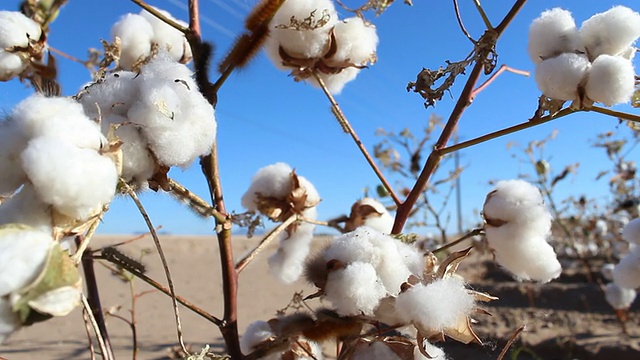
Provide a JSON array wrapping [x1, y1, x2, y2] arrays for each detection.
[[81, 309, 97, 360], [72, 216, 103, 264], [590, 105, 640, 124], [497, 325, 526, 360], [122, 182, 190, 356], [130, 0, 189, 34], [312, 71, 401, 205], [91, 226, 162, 253], [81, 293, 113, 360], [471, 64, 530, 99], [236, 214, 298, 273], [433, 228, 483, 254], [473, 0, 493, 30], [167, 177, 228, 222], [453, 0, 475, 43]]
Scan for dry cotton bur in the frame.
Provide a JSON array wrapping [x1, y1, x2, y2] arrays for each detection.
[[0, 0, 639, 359]]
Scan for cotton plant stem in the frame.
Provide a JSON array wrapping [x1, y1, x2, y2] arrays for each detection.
[[393, 0, 527, 234], [497, 325, 526, 360], [123, 182, 190, 356], [472, 0, 493, 30], [81, 293, 113, 360], [236, 214, 298, 273], [453, 0, 475, 43], [432, 228, 483, 255], [130, 0, 189, 34], [72, 213, 103, 264], [590, 105, 640, 124], [312, 71, 401, 206], [167, 177, 227, 222]]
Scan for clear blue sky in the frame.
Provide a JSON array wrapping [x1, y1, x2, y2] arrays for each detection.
[[1, 0, 638, 235]]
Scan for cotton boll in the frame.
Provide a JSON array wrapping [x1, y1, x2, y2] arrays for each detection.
[[483, 179, 552, 229], [585, 55, 636, 106], [527, 8, 582, 64], [605, 282, 636, 310], [0, 122, 28, 195], [0, 50, 27, 81], [241, 163, 295, 210], [265, 0, 338, 68], [0, 185, 52, 232], [613, 247, 640, 289], [0, 225, 53, 297], [395, 277, 475, 333], [580, 6, 640, 59], [78, 71, 139, 119], [602, 263, 615, 282], [324, 227, 385, 266], [112, 14, 154, 70], [111, 121, 156, 183], [352, 341, 400, 360], [268, 221, 316, 283], [310, 67, 360, 95], [240, 320, 276, 354], [0, 11, 42, 49], [140, 8, 190, 62], [324, 261, 387, 316], [11, 95, 106, 150], [331, 17, 378, 66], [534, 53, 590, 101], [623, 218, 640, 245], [21, 137, 118, 220], [0, 297, 20, 343]]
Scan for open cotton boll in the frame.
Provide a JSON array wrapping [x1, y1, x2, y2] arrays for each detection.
[[324, 261, 387, 316], [483, 179, 552, 228], [140, 9, 190, 62], [241, 162, 296, 210], [0, 297, 20, 343], [367, 230, 422, 295], [78, 71, 139, 118], [0, 11, 42, 49], [0, 225, 53, 297], [527, 8, 582, 64], [0, 185, 52, 232], [21, 137, 118, 220], [623, 218, 640, 245], [111, 14, 154, 70], [265, 0, 338, 68], [580, 6, 640, 59], [534, 53, 590, 101], [324, 226, 385, 267], [0, 121, 27, 195], [331, 17, 378, 66], [605, 282, 636, 310], [613, 247, 640, 289], [0, 50, 27, 81], [396, 277, 475, 333], [485, 226, 562, 283], [11, 95, 106, 151], [268, 220, 316, 283], [240, 320, 276, 354], [585, 55, 635, 107]]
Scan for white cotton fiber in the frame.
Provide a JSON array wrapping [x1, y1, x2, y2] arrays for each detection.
[[112, 14, 154, 70], [604, 282, 636, 310], [111, 122, 156, 183], [0, 185, 52, 232], [585, 55, 636, 106], [126, 56, 216, 167], [241, 162, 294, 210], [331, 17, 378, 66], [580, 6, 640, 59], [265, 0, 338, 67], [395, 277, 475, 332], [79, 71, 139, 118], [140, 8, 190, 62], [268, 220, 316, 283], [311, 67, 360, 95], [0, 50, 27, 81], [602, 263, 615, 282], [613, 247, 640, 289], [324, 226, 385, 267], [527, 8, 582, 64], [0, 297, 20, 344], [0, 11, 42, 49], [21, 137, 118, 220], [0, 121, 27, 195], [11, 95, 106, 151], [623, 218, 640, 245], [240, 320, 275, 353], [0, 225, 53, 297], [357, 197, 394, 234], [483, 179, 551, 229], [352, 341, 400, 360], [324, 261, 387, 316], [534, 52, 590, 101], [415, 340, 448, 360]]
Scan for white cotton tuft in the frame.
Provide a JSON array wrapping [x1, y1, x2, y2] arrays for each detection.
[[21, 137, 118, 220], [111, 121, 156, 183], [0, 11, 42, 49], [623, 218, 640, 245], [310, 67, 360, 95], [605, 282, 636, 310], [352, 341, 400, 360], [0, 185, 52, 232], [395, 277, 475, 332], [11, 95, 106, 150], [240, 320, 275, 354], [0, 225, 53, 297], [356, 197, 395, 233], [527, 8, 582, 64], [0, 50, 27, 81], [0, 121, 27, 195], [580, 6, 640, 59], [415, 340, 448, 360], [331, 17, 378, 66], [601, 263, 615, 282], [534, 52, 590, 101], [268, 220, 316, 283], [0, 297, 20, 344], [111, 14, 154, 70], [324, 261, 387, 316], [483, 179, 551, 228], [78, 71, 139, 118], [585, 55, 635, 106], [140, 8, 190, 62], [594, 219, 608, 237], [613, 247, 640, 289]]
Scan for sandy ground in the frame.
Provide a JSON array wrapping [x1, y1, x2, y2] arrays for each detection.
[[1, 234, 639, 360]]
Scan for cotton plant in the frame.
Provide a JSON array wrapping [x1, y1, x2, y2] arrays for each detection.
[[264, 0, 379, 94], [529, 6, 640, 106], [482, 179, 562, 283], [0, 11, 45, 81], [111, 7, 192, 70], [241, 162, 321, 283]]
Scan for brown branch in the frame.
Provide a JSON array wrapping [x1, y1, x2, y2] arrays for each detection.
[[432, 228, 483, 254], [392, 0, 528, 234], [236, 214, 298, 273], [497, 325, 526, 360]]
